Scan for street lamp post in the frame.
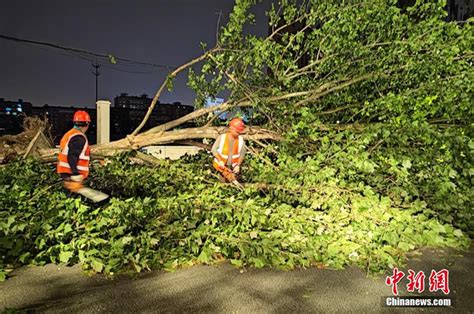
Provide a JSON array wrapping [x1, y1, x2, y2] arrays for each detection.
[[92, 62, 101, 103]]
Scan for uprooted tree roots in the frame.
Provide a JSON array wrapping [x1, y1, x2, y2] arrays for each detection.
[[0, 117, 53, 163]]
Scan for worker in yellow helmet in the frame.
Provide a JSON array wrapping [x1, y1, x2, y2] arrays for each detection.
[[211, 118, 247, 183]]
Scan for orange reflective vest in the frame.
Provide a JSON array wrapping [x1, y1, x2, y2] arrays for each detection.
[[57, 128, 90, 178], [213, 133, 244, 170]]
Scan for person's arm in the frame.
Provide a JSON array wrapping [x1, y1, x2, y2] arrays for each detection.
[[238, 141, 247, 166], [211, 135, 226, 169], [233, 140, 246, 174], [211, 135, 222, 158], [67, 136, 86, 176]]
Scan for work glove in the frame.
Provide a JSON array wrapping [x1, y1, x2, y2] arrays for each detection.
[[70, 174, 84, 182], [233, 165, 240, 174], [64, 180, 83, 193], [64, 174, 84, 193]]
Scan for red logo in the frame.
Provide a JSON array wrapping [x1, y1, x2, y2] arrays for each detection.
[[407, 270, 426, 293], [385, 267, 405, 296], [386, 268, 450, 296], [429, 269, 450, 295]]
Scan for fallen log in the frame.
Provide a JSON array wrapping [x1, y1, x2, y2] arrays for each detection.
[[37, 126, 281, 159]]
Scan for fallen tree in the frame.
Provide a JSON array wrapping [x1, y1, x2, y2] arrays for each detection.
[[1, 0, 472, 280], [17, 0, 472, 163], [37, 126, 281, 158]]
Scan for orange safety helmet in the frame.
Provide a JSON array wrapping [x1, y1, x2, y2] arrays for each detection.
[[73, 110, 91, 123], [229, 118, 245, 133]]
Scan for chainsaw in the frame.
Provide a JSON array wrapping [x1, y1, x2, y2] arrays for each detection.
[[220, 166, 244, 191], [64, 181, 109, 203]]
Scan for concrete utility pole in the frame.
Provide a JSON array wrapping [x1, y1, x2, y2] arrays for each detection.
[[92, 62, 101, 103], [96, 100, 110, 144]]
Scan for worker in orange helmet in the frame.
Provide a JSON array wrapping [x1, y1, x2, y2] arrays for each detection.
[[211, 117, 247, 182], [57, 110, 91, 192]]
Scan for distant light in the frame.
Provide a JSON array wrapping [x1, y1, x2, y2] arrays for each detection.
[[205, 97, 225, 107]]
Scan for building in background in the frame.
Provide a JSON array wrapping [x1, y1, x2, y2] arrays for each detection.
[[1, 95, 193, 144], [110, 94, 193, 141], [0, 98, 33, 134], [114, 93, 151, 110], [32, 105, 97, 144]]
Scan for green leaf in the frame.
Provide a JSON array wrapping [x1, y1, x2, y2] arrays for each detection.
[[251, 257, 265, 268], [59, 251, 74, 263], [78, 250, 86, 263], [402, 160, 412, 169], [122, 236, 133, 245], [327, 243, 341, 256], [92, 260, 104, 273], [197, 250, 210, 263], [383, 232, 399, 245], [19, 252, 31, 263], [133, 262, 142, 272], [398, 242, 412, 252], [108, 54, 117, 64], [63, 223, 73, 235], [453, 229, 463, 238], [230, 259, 243, 267]]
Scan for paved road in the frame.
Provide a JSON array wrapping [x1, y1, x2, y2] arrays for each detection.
[[0, 244, 472, 313]]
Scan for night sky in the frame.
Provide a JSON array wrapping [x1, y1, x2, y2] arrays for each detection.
[[0, 1, 269, 108]]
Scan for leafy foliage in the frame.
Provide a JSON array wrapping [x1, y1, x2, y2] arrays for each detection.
[[0, 144, 470, 280], [1, 0, 472, 281], [190, 0, 473, 131]]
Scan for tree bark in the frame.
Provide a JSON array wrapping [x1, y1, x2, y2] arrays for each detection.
[[37, 126, 281, 159]]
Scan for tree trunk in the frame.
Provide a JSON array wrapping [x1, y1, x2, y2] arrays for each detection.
[[37, 126, 281, 159]]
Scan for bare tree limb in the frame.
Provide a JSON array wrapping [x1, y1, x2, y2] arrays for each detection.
[[142, 98, 250, 135], [204, 109, 226, 127], [266, 13, 311, 42], [215, 10, 223, 46], [368, 139, 384, 154], [131, 47, 221, 136], [316, 104, 358, 115], [246, 144, 278, 170], [294, 74, 375, 107]]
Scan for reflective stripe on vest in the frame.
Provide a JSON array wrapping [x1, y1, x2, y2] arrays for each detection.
[[214, 133, 244, 168], [58, 161, 89, 172], [57, 128, 90, 178]]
